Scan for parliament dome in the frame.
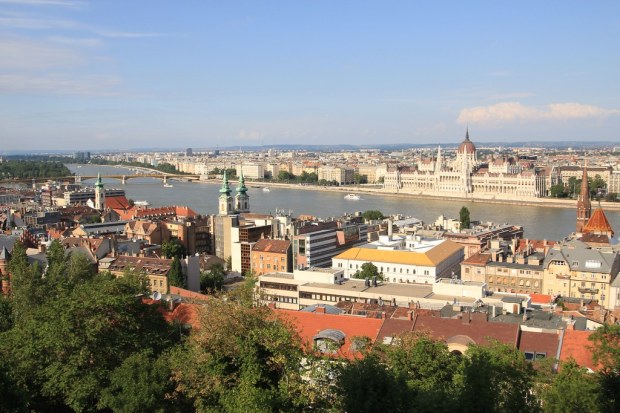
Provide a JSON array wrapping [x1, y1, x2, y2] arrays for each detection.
[[458, 129, 476, 154]]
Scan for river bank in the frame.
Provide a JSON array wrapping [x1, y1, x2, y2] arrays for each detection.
[[200, 178, 620, 211]]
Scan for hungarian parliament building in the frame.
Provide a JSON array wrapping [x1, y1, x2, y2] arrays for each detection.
[[383, 130, 548, 199]]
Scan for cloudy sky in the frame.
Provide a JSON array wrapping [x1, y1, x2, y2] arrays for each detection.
[[1, 1, 619, 151]]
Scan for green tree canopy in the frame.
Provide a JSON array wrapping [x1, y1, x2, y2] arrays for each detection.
[[362, 210, 385, 221], [162, 239, 186, 259], [353, 262, 383, 281], [170, 300, 306, 412], [459, 206, 471, 230], [168, 257, 185, 289], [542, 359, 600, 413]]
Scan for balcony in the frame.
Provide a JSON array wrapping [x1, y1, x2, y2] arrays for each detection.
[[578, 287, 599, 294], [555, 274, 570, 280]]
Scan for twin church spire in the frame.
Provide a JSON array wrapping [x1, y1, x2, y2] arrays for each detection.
[[218, 168, 250, 215]]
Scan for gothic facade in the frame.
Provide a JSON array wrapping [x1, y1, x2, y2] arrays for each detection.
[[383, 130, 546, 199]]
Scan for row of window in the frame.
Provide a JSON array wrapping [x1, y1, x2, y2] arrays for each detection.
[[266, 295, 297, 304], [146, 279, 165, 287], [488, 278, 540, 288], [260, 282, 297, 291], [339, 262, 429, 276]]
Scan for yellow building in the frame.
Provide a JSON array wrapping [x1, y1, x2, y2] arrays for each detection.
[[542, 240, 620, 309]]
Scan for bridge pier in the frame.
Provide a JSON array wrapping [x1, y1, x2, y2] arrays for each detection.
[[163, 175, 168, 184], [75, 175, 81, 184], [121, 175, 126, 185]]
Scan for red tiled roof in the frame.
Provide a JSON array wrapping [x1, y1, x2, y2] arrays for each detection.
[[135, 205, 197, 219], [105, 195, 132, 211], [412, 313, 520, 347], [519, 331, 560, 359], [252, 239, 291, 254], [462, 252, 491, 266], [529, 294, 554, 305], [583, 208, 614, 237], [169, 286, 210, 302], [276, 309, 384, 359], [560, 330, 601, 371]]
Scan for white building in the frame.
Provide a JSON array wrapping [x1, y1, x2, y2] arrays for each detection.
[[332, 234, 464, 284]]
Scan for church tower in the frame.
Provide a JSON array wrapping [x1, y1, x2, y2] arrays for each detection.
[[0, 246, 11, 295], [218, 171, 234, 215], [235, 168, 250, 213], [94, 173, 105, 211], [576, 163, 591, 233]]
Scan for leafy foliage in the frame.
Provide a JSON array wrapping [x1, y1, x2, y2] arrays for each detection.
[[168, 257, 186, 289], [459, 206, 471, 230], [0, 160, 71, 179], [170, 300, 305, 412], [353, 262, 383, 281], [542, 359, 599, 413], [200, 263, 225, 292], [162, 239, 186, 259], [361, 209, 385, 221]]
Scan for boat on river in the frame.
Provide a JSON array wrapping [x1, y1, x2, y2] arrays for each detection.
[[344, 193, 360, 200]]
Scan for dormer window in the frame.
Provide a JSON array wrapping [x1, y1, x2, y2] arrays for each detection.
[[314, 329, 345, 354]]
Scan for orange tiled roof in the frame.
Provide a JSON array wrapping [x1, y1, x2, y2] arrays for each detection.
[[529, 293, 553, 304], [583, 207, 614, 237], [105, 195, 132, 211], [560, 330, 601, 371], [252, 239, 291, 254], [276, 309, 384, 359]]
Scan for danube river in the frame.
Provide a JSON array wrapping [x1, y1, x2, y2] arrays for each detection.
[[68, 164, 620, 242]]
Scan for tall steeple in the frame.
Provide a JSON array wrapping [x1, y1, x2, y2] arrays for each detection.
[[235, 167, 250, 213], [576, 161, 591, 233], [218, 170, 234, 215], [94, 173, 105, 211], [435, 145, 442, 172]]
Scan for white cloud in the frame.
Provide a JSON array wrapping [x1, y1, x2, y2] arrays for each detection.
[[0, 73, 121, 95], [238, 129, 262, 140], [96, 30, 162, 38], [48, 35, 101, 47], [0, 37, 83, 69], [457, 102, 620, 125], [0, 12, 82, 30]]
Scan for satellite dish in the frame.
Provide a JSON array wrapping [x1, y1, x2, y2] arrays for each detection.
[[151, 291, 162, 301]]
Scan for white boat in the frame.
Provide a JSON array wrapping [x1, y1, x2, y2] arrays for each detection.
[[163, 183, 173, 188], [344, 193, 360, 200], [262, 187, 271, 192]]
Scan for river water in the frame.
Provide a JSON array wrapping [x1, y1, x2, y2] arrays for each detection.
[[68, 164, 620, 242]]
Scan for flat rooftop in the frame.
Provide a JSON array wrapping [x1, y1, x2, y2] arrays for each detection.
[[303, 279, 434, 297]]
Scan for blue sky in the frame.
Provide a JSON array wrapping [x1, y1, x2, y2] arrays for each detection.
[[1, 0, 619, 151]]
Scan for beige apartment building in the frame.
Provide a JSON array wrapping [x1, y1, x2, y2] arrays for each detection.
[[318, 166, 355, 185], [542, 240, 620, 309]]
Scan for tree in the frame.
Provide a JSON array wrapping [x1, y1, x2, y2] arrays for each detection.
[[200, 263, 225, 292], [542, 359, 600, 413], [454, 340, 538, 413], [459, 206, 471, 230], [1, 269, 176, 412], [589, 324, 620, 412], [335, 354, 409, 413], [362, 210, 384, 221], [549, 183, 568, 198], [383, 333, 459, 411], [277, 170, 295, 181], [162, 239, 186, 259], [591, 174, 606, 197], [168, 257, 185, 289], [170, 300, 307, 412], [99, 350, 188, 413], [354, 262, 383, 281], [354, 173, 368, 185]]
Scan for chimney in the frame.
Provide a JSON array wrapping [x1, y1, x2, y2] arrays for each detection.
[[388, 219, 393, 238], [315, 305, 326, 314], [372, 276, 377, 287], [407, 310, 414, 321]]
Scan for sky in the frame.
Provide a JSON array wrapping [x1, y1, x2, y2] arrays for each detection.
[[1, 0, 620, 151]]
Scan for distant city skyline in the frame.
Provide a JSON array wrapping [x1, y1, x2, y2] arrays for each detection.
[[1, 1, 619, 150]]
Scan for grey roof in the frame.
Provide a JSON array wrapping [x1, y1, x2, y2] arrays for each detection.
[[0, 246, 10, 260], [543, 240, 620, 274], [573, 317, 588, 331], [314, 329, 346, 343], [501, 296, 524, 304], [300, 304, 344, 315], [0, 235, 18, 254]]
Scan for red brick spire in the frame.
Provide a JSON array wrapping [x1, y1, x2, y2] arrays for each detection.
[[576, 162, 591, 233]]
